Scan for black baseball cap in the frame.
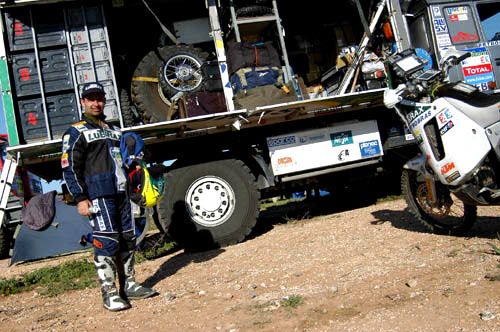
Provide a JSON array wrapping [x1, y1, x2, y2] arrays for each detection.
[[81, 82, 106, 98]]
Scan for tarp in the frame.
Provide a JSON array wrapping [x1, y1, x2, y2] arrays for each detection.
[[10, 196, 92, 264]]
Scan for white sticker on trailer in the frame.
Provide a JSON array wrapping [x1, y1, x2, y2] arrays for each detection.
[[267, 120, 383, 176]]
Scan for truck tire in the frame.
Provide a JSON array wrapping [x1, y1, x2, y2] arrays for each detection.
[[131, 47, 176, 123], [131, 45, 208, 123], [120, 89, 140, 127], [158, 159, 260, 249], [158, 45, 209, 98], [401, 169, 477, 234], [0, 225, 12, 259]]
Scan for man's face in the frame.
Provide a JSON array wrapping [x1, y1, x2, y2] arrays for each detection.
[[81, 93, 105, 117]]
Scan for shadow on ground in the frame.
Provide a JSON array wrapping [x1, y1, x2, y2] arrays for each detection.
[[371, 207, 500, 240], [142, 246, 224, 288], [250, 175, 402, 241]]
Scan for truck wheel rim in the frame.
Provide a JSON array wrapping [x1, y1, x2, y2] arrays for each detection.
[[185, 176, 236, 227], [163, 55, 203, 92]]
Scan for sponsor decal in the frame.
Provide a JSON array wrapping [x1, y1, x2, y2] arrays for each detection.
[[409, 109, 432, 130], [439, 120, 454, 135], [432, 6, 442, 17], [84, 128, 121, 142], [441, 162, 456, 175], [330, 130, 353, 147], [433, 18, 448, 33], [267, 135, 296, 147], [446, 171, 461, 183], [435, 34, 452, 47], [299, 136, 307, 143], [111, 147, 123, 164], [359, 140, 381, 158], [462, 47, 494, 89], [449, 13, 468, 21], [446, 6, 468, 15], [62, 135, 70, 152], [463, 64, 493, 76], [406, 106, 431, 123], [437, 108, 453, 125], [92, 238, 104, 249], [277, 156, 293, 166], [338, 149, 350, 161], [479, 40, 500, 47], [61, 153, 69, 168], [451, 31, 479, 43]]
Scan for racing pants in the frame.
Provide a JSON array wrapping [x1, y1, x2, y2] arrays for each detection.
[[89, 193, 136, 256]]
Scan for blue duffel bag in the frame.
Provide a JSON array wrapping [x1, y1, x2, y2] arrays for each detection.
[[230, 66, 283, 93]]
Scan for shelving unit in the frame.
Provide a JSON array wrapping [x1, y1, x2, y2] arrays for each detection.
[[2, 3, 121, 143]]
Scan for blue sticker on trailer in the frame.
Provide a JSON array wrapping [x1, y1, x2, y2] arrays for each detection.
[[330, 130, 353, 147], [359, 140, 381, 157]]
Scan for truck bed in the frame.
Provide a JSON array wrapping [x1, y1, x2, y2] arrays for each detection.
[[6, 89, 386, 168]]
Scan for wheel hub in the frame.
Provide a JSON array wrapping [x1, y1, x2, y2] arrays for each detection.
[[162, 54, 203, 92], [186, 176, 235, 227], [175, 65, 194, 81], [416, 183, 451, 217]]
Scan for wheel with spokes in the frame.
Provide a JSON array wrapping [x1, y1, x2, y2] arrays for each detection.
[[401, 169, 477, 234], [158, 45, 208, 97]]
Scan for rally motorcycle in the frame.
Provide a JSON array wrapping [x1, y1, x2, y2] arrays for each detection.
[[383, 48, 500, 234]]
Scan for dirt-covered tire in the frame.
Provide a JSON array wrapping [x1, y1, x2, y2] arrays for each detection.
[[158, 45, 209, 98], [157, 159, 260, 249], [131, 45, 208, 123], [120, 89, 140, 127], [131, 48, 172, 123], [236, 5, 273, 17], [401, 169, 477, 234], [0, 225, 13, 259]]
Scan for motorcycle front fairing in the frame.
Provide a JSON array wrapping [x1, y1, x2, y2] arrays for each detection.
[[406, 98, 491, 187]]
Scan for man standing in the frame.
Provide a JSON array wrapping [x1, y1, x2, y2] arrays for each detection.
[[61, 82, 157, 311]]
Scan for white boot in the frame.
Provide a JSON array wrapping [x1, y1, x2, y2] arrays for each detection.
[[119, 250, 159, 300], [94, 255, 131, 311]]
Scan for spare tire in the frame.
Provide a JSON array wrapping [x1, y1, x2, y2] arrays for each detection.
[[131, 45, 209, 123], [158, 45, 209, 98], [236, 5, 273, 17]]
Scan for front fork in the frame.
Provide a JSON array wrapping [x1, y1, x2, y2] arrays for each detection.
[[403, 154, 438, 206]]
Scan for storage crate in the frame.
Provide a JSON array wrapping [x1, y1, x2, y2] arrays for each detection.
[[11, 48, 73, 97], [17, 93, 79, 141], [72, 42, 109, 65], [75, 61, 113, 84], [69, 27, 106, 45], [103, 100, 119, 121], [4, 8, 66, 51]]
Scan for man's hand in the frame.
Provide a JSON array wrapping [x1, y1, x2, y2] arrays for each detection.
[[77, 199, 92, 216]]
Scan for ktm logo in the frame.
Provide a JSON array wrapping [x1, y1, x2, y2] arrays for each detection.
[[441, 162, 455, 175]]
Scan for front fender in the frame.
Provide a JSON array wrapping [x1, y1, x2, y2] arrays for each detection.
[[403, 154, 427, 174]]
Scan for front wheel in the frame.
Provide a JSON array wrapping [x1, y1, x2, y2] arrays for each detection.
[[401, 169, 477, 234], [158, 159, 260, 249]]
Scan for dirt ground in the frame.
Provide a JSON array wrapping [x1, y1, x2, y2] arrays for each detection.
[[1, 198, 500, 332]]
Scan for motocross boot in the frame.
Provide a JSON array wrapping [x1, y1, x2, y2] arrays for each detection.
[[94, 255, 131, 311], [119, 250, 159, 300]]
